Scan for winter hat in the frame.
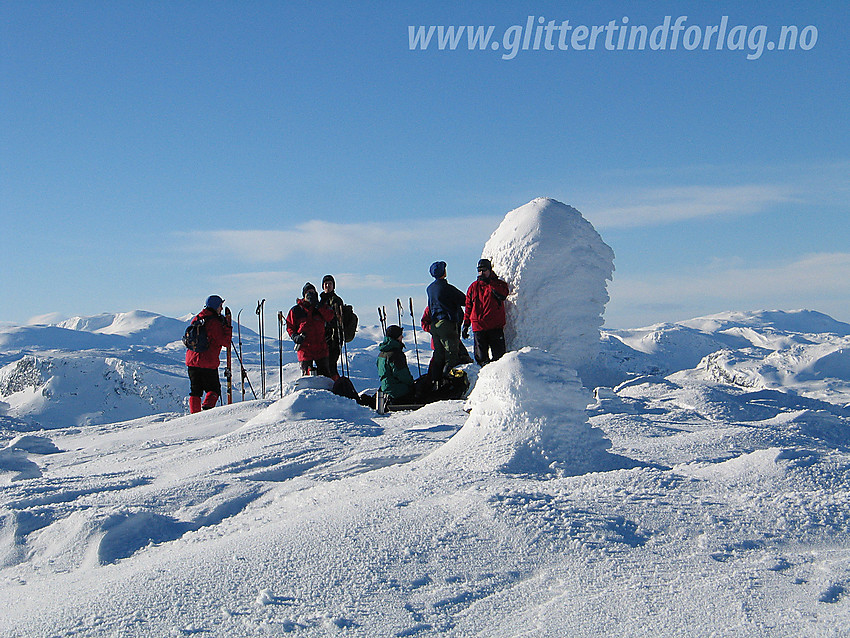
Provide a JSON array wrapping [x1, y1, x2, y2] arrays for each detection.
[[302, 282, 317, 297], [322, 274, 335, 287], [429, 261, 447, 279], [477, 258, 492, 271], [205, 295, 224, 310], [386, 324, 403, 340]]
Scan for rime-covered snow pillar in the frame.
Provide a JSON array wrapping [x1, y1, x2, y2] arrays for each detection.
[[429, 198, 622, 476], [481, 197, 614, 371]]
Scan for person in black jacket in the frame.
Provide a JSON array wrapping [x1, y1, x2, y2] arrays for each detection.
[[319, 274, 345, 379], [425, 261, 466, 384]]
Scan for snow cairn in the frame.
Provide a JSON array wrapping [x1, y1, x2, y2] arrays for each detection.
[[484, 197, 614, 370], [433, 198, 618, 476]]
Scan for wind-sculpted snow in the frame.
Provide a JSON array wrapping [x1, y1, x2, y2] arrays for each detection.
[[432, 348, 635, 476], [483, 197, 615, 370], [3, 302, 850, 633]]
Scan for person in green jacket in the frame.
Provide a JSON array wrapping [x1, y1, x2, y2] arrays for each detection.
[[377, 324, 416, 404]]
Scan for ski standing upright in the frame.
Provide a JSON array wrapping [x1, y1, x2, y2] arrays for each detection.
[[256, 299, 266, 398], [277, 311, 285, 398], [224, 307, 233, 404], [378, 306, 387, 336], [409, 297, 422, 376]]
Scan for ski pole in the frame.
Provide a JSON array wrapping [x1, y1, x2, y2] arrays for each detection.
[[409, 297, 422, 376], [225, 307, 233, 405], [334, 307, 345, 377], [277, 311, 284, 398], [231, 339, 258, 399], [378, 306, 387, 336], [256, 299, 266, 399], [396, 298, 403, 326], [342, 331, 350, 378], [237, 309, 245, 401]]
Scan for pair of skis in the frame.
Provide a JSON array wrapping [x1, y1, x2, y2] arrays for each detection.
[[378, 298, 421, 376], [221, 307, 258, 406]]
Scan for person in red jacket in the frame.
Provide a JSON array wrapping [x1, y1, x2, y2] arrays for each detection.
[[185, 295, 233, 414], [462, 258, 510, 366], [285, 282, 336, 377]]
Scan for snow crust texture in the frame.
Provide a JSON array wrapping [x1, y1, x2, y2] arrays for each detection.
[[2, 308, 850, 637], [482, 197, 615, 370]]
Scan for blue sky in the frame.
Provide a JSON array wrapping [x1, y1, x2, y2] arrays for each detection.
[[2, 1, 848, 328]]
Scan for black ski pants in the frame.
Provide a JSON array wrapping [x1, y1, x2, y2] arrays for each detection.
[[188, 366, 222, 397], [327, 340, 341, 378], [473, 328, 506, 367], [300, 357, 332, 378]]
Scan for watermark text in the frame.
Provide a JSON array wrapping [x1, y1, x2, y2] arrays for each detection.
[[409, 16, 819, 61]]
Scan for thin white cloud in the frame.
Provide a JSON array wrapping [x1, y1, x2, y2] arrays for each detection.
[[181, 216, 500, 264], [585, 184, 793, 228], [606, 252, 850, 327], [26, 312, 68, 326]]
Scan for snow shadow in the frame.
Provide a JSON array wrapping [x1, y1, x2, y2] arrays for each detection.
[[97, 488, 263, 564]]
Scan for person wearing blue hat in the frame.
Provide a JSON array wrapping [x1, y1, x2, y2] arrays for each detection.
[[184, 295, 232, 413], [425, 261, 466, 384]]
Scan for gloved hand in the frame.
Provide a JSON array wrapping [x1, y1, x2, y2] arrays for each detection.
[[305, 290, 319, 306], [462, 326, 469, 339], [293, 333, 305, 345]]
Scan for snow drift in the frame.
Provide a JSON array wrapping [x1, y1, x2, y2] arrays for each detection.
[[3, 298, 850, 635], [433, 348, 630, 476]]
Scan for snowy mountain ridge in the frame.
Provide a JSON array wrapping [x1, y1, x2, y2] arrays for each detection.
[[583, 309, 850, 404], [2, 307, 849, 431]]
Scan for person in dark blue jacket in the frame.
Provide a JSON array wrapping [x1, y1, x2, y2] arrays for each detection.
[[426, 261, 466, 383]]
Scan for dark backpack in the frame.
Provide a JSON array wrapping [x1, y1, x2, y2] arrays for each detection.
[[430, 369, 469, 401], [341, 305, 358, 343], [332, 376, 359, 401], [182, 317, 209, 352]]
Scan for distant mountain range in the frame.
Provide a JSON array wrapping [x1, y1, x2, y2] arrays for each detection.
[[2, 308, 849, 432]]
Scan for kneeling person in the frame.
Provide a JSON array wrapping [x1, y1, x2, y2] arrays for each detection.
[[377, 325, 416, 405]]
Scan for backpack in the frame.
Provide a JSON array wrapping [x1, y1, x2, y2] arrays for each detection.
[[430, 368, 469, 401], [341, 305, 358, 343], [182, 317, 209, 352], [332, 376, 359, 401]]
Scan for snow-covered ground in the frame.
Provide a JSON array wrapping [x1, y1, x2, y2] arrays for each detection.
[[2, 199, 849, 636]]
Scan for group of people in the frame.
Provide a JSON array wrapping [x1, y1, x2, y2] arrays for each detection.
[[185, 276, 351, 413], [284, 275, 347, 379], [185, 260, 511, 412], [376, 258, 510, 407]]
